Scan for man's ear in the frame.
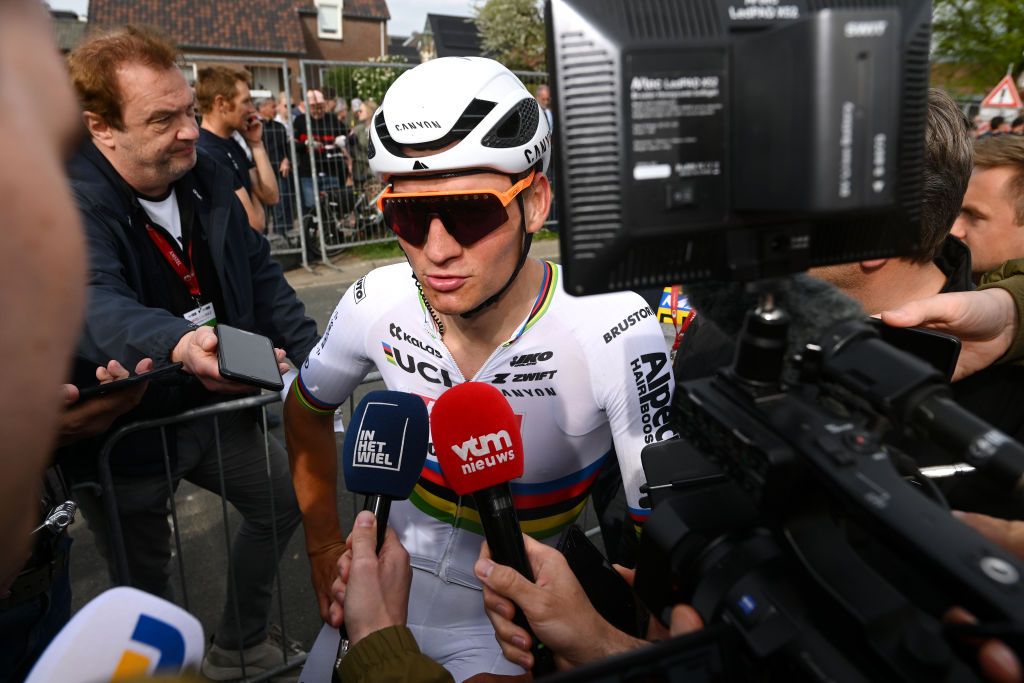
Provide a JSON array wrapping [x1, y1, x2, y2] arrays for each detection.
[[523, 172, 552, 235], [82, 111, 115, 150], [859, 258, 889, 271]]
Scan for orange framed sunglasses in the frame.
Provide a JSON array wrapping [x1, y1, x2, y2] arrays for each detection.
[[376, 170, 536, 246]]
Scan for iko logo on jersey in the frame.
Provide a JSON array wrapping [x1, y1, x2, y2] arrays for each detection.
[[382, 343, 454, 387], [631, 352, 672, 444], [509, 351, 553, 367], [353, 276, 367, 304], [390, 323, 443, 358], [604, 306, 655, 344], [113, 613, 187, 678], [452, 430, 517, 475]]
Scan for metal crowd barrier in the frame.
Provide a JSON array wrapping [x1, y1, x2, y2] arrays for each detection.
[[95, 393, 300, 682]]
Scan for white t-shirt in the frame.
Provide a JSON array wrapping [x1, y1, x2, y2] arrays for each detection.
[[138, 190, 183, 247]]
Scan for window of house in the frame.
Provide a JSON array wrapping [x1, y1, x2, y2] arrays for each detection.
[[316, 1, 342, 40], [180, 63, 198, 86]]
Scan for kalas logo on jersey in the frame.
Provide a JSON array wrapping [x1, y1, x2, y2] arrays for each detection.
[[390, 323, 443, 358], [509, 351, 553, 367], [382, 343, 454, 387], [452, 430, 516, 475], [632, 352, 672, 444]]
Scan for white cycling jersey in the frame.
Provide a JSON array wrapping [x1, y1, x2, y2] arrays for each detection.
[[296, 260, 674, 589]]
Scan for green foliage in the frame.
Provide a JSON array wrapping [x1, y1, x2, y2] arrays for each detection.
[[322, 55, 410, 105], [933, 0, 1024, 94], [347, 240, 403, 260], [474, 0, 546, 72]]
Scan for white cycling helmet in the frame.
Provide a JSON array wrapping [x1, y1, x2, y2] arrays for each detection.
[[368, 57, 551, 178]]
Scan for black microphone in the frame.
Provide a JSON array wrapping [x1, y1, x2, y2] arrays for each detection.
[[333, 389, 430, 672], [342, 390, 430, 550], [431, 381, 557, 677]]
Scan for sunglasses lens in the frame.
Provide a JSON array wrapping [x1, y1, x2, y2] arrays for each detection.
[[441, 194, 509, 245], [382, 194, 509, 246], [382, 198, 427, 245]]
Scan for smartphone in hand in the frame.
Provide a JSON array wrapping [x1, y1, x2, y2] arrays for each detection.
[[216, 324, 284, 391]]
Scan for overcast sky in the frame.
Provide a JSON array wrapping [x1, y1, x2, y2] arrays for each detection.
[[47, 0, 477, 38]]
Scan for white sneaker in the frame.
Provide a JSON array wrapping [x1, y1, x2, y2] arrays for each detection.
[[201, 625, 306, 681]]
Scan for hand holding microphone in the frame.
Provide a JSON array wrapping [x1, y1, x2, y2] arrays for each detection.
[[326, 391, 428, 662], [432, 382, 557, 677]]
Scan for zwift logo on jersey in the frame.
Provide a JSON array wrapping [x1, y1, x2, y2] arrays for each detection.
[[452, 430, 517, 476], [382, 343, 454, 387], [113, 613, 186, 678], [631, 352, 672, 444]]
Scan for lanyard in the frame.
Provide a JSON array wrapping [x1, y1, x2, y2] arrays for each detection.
[[145, 225, 201, 301]]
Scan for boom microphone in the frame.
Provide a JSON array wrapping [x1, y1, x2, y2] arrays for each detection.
[[342, 390, 430, 550], [683, 274, 865, 361], [431, 382, 557, 677], [25, 587, 203, 683]]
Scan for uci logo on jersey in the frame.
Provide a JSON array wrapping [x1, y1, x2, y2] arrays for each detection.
[[112, 613, 186, 678], [382, 343, 454, 387]]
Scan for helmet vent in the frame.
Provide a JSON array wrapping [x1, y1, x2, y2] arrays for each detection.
[[375, 99, 497, 158], [482, 98, 539, 149]]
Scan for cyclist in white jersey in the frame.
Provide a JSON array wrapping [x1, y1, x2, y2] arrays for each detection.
[[284, 57, 674, 681]]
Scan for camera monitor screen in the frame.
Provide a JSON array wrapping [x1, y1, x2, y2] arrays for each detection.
[[546, 0, 931, 294]]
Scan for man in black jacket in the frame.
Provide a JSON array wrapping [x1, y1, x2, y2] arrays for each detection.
[[65, 26, 318, 680]]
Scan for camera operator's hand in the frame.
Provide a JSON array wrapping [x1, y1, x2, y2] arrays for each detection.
[[881, 288, 1017, 381], [475, 535, 646, 671], [946, 607, 1022, 683], [611, 564, 703, 640], [947, 511, 1024, 682], [954, 511, 1024, 562]]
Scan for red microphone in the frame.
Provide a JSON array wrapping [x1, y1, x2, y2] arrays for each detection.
[[432, 382, 556, 676]]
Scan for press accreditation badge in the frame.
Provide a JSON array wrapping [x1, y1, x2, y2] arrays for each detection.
[[184, 302, 217, 327]]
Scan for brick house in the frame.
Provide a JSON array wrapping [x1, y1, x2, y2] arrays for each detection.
[[88, 0, 390, 97]]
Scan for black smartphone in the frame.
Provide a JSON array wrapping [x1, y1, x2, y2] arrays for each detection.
[[557, 525, 646, 638], [867, 318, 962, 381], [215, 324, 284, 391], [75, 362, 184, 402]]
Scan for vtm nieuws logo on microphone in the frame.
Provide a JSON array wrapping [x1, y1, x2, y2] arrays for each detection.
[[452, 431, 516, 475], [354, 428, 401, 470]]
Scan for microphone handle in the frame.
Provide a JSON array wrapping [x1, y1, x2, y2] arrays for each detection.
[[362, 494, 391, 552], [472, 485, 557, 678], [336, 495, 393, 673]]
